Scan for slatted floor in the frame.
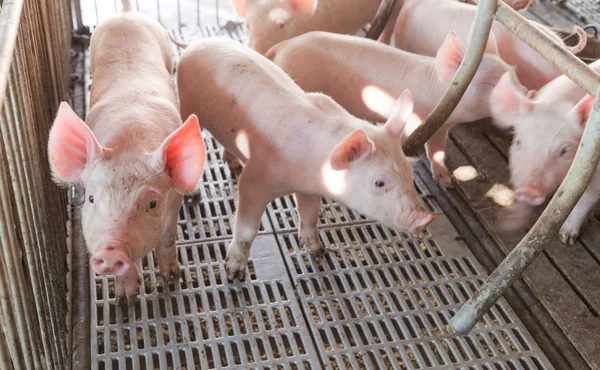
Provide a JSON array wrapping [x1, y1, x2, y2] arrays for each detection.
[[72, 1, 600, 369]]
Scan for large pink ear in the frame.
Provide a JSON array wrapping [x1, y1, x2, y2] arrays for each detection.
[[157, 114, 206, 191], [489, 71, 532, 128], [287, 0, 318, 16], [572, 95, 595, 127], [231, 0, 247, 17], [330, 129, 374, 170], [435, 31, 466, 82], [385, 89, 413, 138], [47, 102, 105, 184]]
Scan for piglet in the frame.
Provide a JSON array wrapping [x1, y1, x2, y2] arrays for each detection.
[[267, 31, 512, 186], [392, 0, 587, 90], [47, 1, 206, 305], [231, 0, 382, 55], [177, 37, 434, 280], [490, 60, 600, 244]]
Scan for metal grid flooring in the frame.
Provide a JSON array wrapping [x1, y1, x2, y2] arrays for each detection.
[[88, 25, 555, 370], [556, 0, 600, 29]]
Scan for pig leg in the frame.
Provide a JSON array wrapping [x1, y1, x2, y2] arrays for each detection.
[[226, 168, 275, 281], [559, 186, 600, 244], [116, 265, 141, 307], [294, 193, 325, 262], [425, 126, 452, 187], [223, 148, 243, 177], [156, 194, 183, 282]]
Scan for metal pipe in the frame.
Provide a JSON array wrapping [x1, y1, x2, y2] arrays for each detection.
[[451, 88, 600, 334], [482, 0, 600, 96], [365, 0, 397, 40], [0, 0, 24, 116], [402, 0, 497, 156]]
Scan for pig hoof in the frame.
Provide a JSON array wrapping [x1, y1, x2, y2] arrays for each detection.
[[160, 262, 181, 282], [300, 235, 325, 263], [432, 167, 453, 188], [559, 226, 579, 245], [225, 262, 247, 281], [223, 151, 243, 176]]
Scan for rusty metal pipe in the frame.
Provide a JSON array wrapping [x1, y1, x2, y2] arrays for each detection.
[[402, 0, 497, 156], [479, 0, 600, 96], [365, 0, 397, 40], [451, 89, 600, 334], [0, 0, 24, 115]]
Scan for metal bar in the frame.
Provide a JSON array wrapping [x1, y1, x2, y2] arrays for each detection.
[[0, 0, 23, 116], [365, 0, 397, 40], [401, 0, 497, 156], [451, 88, 600, 334], [483, 0, 600, 96]]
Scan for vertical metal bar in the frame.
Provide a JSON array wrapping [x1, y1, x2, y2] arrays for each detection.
[[451, 89, 600, 334], [401, 0, 497, 156], [197, 0, 200, 27], [177, 0, 181, 33], [365, 0, 397, 40], [94, 0, 99, 25], [0, 0, 23, 115], [72, 0, 83, 30]]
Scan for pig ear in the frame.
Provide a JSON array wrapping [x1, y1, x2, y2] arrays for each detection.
[[489, 71, 532, 128], [435, 31, 466, 82], [572, 95, 595, 127], [156, 114, 206, 191], [385, 89, 413, 138], [287, 0, 318, 16], [47, 102, 106, 184], [231, 0, 247, 17], [330, 129, 375, 170]]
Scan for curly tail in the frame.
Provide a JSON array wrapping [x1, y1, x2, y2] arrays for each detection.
[[169, 33, 189, 49]]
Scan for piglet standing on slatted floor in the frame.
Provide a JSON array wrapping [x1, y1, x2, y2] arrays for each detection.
[[267, 31, 512, 187], [47, 0, 206, 305], [176, 37, 435, 281]]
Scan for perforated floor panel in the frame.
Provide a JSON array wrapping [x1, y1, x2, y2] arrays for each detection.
[[558, 0, 600, 29], [87, 24, 554, 370]]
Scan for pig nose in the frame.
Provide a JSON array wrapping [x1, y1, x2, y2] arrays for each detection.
[[91, 247, 132, 277], [408, 213, 435, 235], [514, 185, 546, 206]]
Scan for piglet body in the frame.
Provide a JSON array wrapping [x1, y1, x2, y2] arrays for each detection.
[[177, 37, 434, 280], [47, 2, 206, 305], [490, 60, 600, 244], [393, 0, 586, 90], [231, 0, 382, 55], [267, 31, 512, 186]]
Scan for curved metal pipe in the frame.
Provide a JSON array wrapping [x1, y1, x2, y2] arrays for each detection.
[[0, 0, 24, 115], [365, 0, 398, 40], [451, 89, 600, 334], [491, 1, 600, 96], [402, 0, 497, 156]]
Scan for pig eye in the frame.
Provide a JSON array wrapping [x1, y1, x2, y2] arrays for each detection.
[[149, 200, 157, 209], [560, 146, 569, 157], [374, 180, 385, 188], [88, 195, 95, 204], [516, 140, 521, 146], [277, 22, 285, 29]]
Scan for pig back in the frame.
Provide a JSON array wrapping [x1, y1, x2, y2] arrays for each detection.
[[87, 11, 179, 151], [177, 38, 317, 162]]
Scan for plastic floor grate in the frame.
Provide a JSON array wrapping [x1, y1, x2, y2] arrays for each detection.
[[87, 24, 554, 370]]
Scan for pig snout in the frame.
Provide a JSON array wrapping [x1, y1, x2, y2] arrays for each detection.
[[407, 211, 435, 235], [514, 185, 546, 206], [91, 247, 132, 277]]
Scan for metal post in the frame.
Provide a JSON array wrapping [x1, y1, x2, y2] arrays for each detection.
[[0, 0, 24, 115], [365, 0, 397, 40], [451, 89, 600, 333], [402, 0, 497, 156]]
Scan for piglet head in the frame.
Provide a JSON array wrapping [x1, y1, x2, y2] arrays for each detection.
[[48, 103, 206, 276], [490, 71, 594, 206], [435, 30, 512, 120], [232, 0, 318, 55], [327, 90, 434, 235]]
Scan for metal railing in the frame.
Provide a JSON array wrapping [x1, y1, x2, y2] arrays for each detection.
[[0, 0, 73, 369], [395, 0, 600, 334]]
